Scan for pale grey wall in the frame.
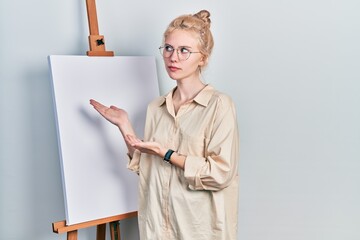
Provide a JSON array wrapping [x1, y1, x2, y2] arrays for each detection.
[[1, 0, 359, 240]]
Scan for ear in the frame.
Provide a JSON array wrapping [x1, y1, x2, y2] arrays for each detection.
[[199, 56, 206, 67]]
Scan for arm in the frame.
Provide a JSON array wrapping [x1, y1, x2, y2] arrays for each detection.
[[89, 99, 137, 157], [183, 99, 239, 191]]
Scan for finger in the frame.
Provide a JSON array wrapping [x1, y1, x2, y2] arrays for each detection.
[[126, 134, 139, 142], [90, 99, 101, 106], [126, 135, 141, 146], [125, 134, 136, 145], [90, 100, 106, 109], [92, 102, 110, 115], [132, 142, 155, 154]]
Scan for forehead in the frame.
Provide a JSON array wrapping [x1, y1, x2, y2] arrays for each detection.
[[165, 29, 200, 47]]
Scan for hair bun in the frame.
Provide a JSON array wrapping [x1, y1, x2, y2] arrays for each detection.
[[194, 10, 211, 28]]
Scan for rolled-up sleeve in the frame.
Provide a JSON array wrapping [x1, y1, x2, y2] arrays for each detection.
[[184, 98, 239, 191], [127, 149, 141, 174]]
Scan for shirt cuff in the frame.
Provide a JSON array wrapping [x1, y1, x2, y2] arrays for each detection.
[[127, 149, 141, 174], [184, 155, 207, 190]]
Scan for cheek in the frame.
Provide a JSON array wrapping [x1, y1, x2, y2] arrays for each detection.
[[163, 57, 169, 65], [184, 59, 201, 71], [191, 55, 204, 66]]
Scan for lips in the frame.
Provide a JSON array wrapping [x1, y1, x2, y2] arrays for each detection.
[[168, 66, 180, 72]]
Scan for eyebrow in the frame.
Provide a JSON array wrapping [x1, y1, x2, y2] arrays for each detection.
[[165, 43, 193, 49]]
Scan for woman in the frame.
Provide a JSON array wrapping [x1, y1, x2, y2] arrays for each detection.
[[90, 10, 239, 240]]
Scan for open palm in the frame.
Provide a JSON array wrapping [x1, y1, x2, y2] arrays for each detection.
[[90, 99, 129, 127], [125, 134, 166, 157]]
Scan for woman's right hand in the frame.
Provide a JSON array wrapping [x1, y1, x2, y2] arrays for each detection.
[[89, 99, 129, 127]]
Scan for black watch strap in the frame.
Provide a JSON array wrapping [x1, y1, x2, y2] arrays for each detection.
[[164, 149, 175, 164]]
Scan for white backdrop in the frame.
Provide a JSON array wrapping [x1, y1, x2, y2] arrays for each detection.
[[1, 0, 359, 239]]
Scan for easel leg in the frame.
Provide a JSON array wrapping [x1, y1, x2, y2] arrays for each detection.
[[110, 221, 121, 240], [67, 230, 78, 240], [96, 223, 106, 240]]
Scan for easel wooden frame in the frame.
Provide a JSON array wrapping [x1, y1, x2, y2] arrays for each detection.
[[52, 1, 138, 239], [52, 212, 137, 240], [85, 0, 114, 56]]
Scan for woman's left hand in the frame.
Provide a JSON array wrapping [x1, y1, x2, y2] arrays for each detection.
[[125, 135, 167, 157]]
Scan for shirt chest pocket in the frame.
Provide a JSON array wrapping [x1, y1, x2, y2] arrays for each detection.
[[178, 129, 209, 157]]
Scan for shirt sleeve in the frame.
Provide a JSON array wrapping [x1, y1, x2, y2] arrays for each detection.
[[127, 100, 155, 175], [184, 97, 239, 191], [127, 149, 141, 174]]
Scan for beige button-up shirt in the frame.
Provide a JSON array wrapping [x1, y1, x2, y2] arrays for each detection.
[[128, 85, 239, 240]]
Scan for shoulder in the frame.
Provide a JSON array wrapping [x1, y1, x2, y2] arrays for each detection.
[[148, 95, 165, 108], [208, 88, 235, 109], [145, 96, 165, 115], [205, 88, 237, 122], [147, 86, 175, 110]]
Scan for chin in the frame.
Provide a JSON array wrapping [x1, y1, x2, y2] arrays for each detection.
[[167, 72, 181, 81]]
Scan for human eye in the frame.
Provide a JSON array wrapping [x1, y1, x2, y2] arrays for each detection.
[[180, 47, 190, 54], [164, 45, 174, 52]]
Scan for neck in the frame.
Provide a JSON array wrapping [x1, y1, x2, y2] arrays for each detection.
[[173, 79, 206, 103]]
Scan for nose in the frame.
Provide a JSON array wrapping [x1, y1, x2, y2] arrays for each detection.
[[169, 49, 179, 62]]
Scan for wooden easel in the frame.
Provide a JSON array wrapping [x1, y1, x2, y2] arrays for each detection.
[[52, 212, 137, 240], [52, 1, 137, 239], [85, 0, 114, 56]]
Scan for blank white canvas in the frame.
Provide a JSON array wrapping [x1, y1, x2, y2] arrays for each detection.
[[48, 55, 159, 225]]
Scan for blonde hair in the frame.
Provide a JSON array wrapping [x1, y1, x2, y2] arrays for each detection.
[[163, 10, 214, 67]]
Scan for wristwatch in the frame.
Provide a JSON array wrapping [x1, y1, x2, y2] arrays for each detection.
[[163, 149, 175, 164]]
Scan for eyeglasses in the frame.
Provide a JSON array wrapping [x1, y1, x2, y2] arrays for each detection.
[[159, 44, 201, 61]]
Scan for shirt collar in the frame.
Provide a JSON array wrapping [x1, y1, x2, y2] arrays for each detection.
[[158, 84, 214, 107], [193, 84, 214, 107]]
